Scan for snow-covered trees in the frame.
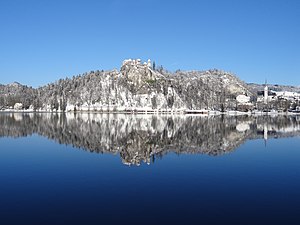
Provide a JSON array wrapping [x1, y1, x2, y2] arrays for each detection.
[[0, 59, 255, 112]]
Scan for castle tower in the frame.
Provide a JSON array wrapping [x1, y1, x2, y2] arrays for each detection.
[[147, 59, 151, 67]]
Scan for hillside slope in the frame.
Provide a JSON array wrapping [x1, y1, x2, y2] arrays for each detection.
[[0, 59, 254, 112]]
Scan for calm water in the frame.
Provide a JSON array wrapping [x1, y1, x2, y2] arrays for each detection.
[[1, 113, 300, 225]]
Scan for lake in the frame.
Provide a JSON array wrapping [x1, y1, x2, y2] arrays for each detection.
[[1, 113, 300, 225]]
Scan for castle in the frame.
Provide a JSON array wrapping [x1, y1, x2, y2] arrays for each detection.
[[122, 59, 152, 68]]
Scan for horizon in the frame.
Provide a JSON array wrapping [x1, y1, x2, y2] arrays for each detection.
[[1, 0, 299, 87]]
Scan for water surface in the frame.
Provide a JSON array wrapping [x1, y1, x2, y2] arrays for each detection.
[[1, 113, 300, 224]]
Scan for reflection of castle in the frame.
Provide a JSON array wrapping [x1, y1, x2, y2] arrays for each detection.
[[1, 113, 300, 165]]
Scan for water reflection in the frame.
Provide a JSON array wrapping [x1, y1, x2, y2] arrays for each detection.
[[1, 113, 300, 165]]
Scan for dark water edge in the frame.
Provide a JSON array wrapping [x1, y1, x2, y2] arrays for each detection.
[[1, 113, 300, 224]]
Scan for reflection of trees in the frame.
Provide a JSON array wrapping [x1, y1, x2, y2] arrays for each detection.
[[1, 113, 300, 165], [251, 115, 300, 139]]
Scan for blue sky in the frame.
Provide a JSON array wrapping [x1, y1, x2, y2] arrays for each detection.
[[0, 0, 299, 87]]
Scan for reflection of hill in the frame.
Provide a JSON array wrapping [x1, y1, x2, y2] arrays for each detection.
[[1, 113, 300, 165], [252, 115, 300, 138]]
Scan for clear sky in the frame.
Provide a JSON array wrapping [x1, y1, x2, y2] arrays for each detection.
[[0, 0, 299, 87]]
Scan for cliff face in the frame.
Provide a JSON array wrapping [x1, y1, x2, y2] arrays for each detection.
[[0, 59, 254, 112]]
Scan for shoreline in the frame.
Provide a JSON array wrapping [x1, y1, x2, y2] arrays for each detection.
[[1, 109, 300, 116]]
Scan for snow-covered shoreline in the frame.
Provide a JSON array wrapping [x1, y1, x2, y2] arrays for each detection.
[[1, 108, 300, 116]]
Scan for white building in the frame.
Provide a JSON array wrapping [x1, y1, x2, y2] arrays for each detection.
[[236, 94, 250, 103], [264, 85, 268, 104]]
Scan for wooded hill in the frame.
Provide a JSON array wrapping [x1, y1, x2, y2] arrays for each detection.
[[1, 59, 255, 112]]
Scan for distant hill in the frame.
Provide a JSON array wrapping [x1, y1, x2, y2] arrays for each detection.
[[0, 82, 35, 110], [247, 83, 300, 93]]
